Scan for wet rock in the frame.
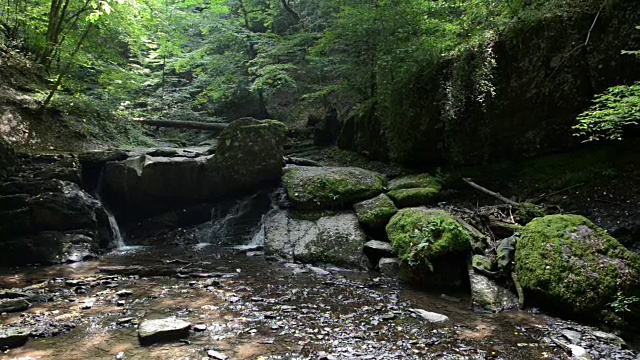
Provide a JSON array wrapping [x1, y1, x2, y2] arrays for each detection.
[[207, 349, 228, 360], [193, 324, 207, 332], [568, 344, 593, 360], [283, 166, 386, 209], [560, 329, 582, 344], [78, 149, 128, 165], [29, 181, 103, 231], [0, 327, 30, 348], [469, 271, 519, 312], [496, 236, 517, 270], [363, 240, 394, 265], [265, 210, 367, 268], [591, 330, 625, 346], [138, 317, 191, 345], [409, 308, 449, 323], [116, 290, 133, 297], [515, 215, 640, 320], [117, 318, 134, 325], [0, 298, 30, 313], [471, 255, 494, 273], [378, 258, 400, 276], [354, 194, 397, 236]]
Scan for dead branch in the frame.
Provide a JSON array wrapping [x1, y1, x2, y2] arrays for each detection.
[[462, 178, 520, 206]]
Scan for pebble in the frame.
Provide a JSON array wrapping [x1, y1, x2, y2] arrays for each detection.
[[207, 350, 228, 360]]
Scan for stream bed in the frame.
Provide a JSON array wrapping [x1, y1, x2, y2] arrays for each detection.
[[1, 245, 638, 360]]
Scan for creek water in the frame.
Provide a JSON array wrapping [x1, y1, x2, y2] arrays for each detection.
[[0, 195, 637, 360]]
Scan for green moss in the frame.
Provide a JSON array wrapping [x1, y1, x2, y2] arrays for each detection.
[[354, 194, 398, 230], [387, 187, 441, 208], [283, 166, 386, 209], [472, 254, 494, 272], [386, 207, 472, 269], [388, 174, 442, 191], [515, 215, 640, 318]]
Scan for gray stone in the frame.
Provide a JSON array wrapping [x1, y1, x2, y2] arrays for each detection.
[[138, 317, 191, 345], [0, 327, 30, 348], [78, 149, 128, 165], [409, 308, 449, 323], [378, 258, 400, 277], [469, 270, 519, 312], [264, 210, 367, 268], [363, 240, 394, 265], [496, 236, 517, 270], [568, 344, 593, 360], [207, 350, 228, 360], [0, 298, 30, 313], [591, 330, 625, 346], [560, 329, 582, 344]]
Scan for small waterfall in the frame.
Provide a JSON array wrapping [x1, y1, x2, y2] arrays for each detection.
[[235, 190, 280, 250], [105, 208, 126, 248]]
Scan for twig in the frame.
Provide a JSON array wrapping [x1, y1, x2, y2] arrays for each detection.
[[463, 178, 520, 206], [585, 0, 606, 46], [532, 182, 585, 202]]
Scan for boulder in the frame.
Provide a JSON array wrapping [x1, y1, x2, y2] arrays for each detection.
[[211, 118, 287, 192], [0, 327, 30, 348], [515, 215, 640, 320], [138, 317, 191, 345], [386, 207, 472, 266], [378, 257, 400, 277], [0, 298, 30, 313], [387, 187, 441, 208], [496, 236, 517, 270], [353, 194, 397, 236], [283, 166, 385, 209], [264, 210, 367, 268], [472, 255, 494, 273], [363, 240, 394, 266], [388, 174, 441, 191], [469, 271, 519, 312]]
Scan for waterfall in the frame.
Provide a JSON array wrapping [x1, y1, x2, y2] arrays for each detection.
[[105, 208, 126, 248]]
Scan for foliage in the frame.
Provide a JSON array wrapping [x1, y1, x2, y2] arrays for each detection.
[[386, 208, 471, 270], [609, 291, 640, 316]]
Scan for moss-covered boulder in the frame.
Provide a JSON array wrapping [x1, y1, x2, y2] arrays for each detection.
[[213, 118, 287, 192], [387, 187, 441, 208], [283, 166, 386, 209], [388, 174, 441, 191], [386, 207, 472, 267], [354, 194, 397, 235], [515, 215, 640, 320]]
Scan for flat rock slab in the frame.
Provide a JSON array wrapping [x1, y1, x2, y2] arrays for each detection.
[[138, 318, 191, 345], [410, 308, 449, 323], [0, 327, 30, 348], [0, 298, 30, 313]]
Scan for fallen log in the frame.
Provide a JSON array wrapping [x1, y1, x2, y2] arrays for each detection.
[[136, 119, 228, 134], [462, 178, 520, 206]]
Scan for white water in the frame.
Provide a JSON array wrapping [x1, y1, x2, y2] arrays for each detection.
[[197, 194, 256, 247], [105, 208, 126, 248]]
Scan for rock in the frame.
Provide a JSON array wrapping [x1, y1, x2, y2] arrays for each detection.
[[363, 240, 394, 265], [0, 327, 30, 348], [0, 138, 16, 179], [211, 118, 287, 193], [387, 188, 441, 208], [409, 308, 449, 323], [116, 290, 133, 297], [138, 317, 191, 345], [1, 231, 101, 265], [30, 157, 81, 184], [353, 194, 397, 236], [560, 329, 582, 344], [496, 236, 517, 270], [591, 330, 625, 346], [378, 258, 400, 276], [0, 298, 30, 313], [515, 215, 640, 320], [568, 344, 593, 360], [207, 350, 228, 360], [29, 181, 103, 231], [388, 174, 441, 191], [78, 149, 128, 165], [193, 324, 207, 332], [469, 271, 519, 312], [264, 210, 367, 268], [283, 166, 386, 209], [103, 119, 286, 219], [472, 255, 494, 273], [386, 207, 472, 265]]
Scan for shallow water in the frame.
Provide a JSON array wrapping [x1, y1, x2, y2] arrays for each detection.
[[0, 246, 635, 360]]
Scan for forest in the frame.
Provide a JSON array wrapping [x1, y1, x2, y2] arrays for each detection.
[[0, 0, 639, 359]]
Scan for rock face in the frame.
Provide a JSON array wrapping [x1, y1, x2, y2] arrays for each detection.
[[0, 155, 109, 265], [264, 210, 367, 268], [0, 138, 16, 179], [103, 118, 286, 218], [283, 166, 386, 209], [138, 318, 191, 345], [515, 215, 640, 320]]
